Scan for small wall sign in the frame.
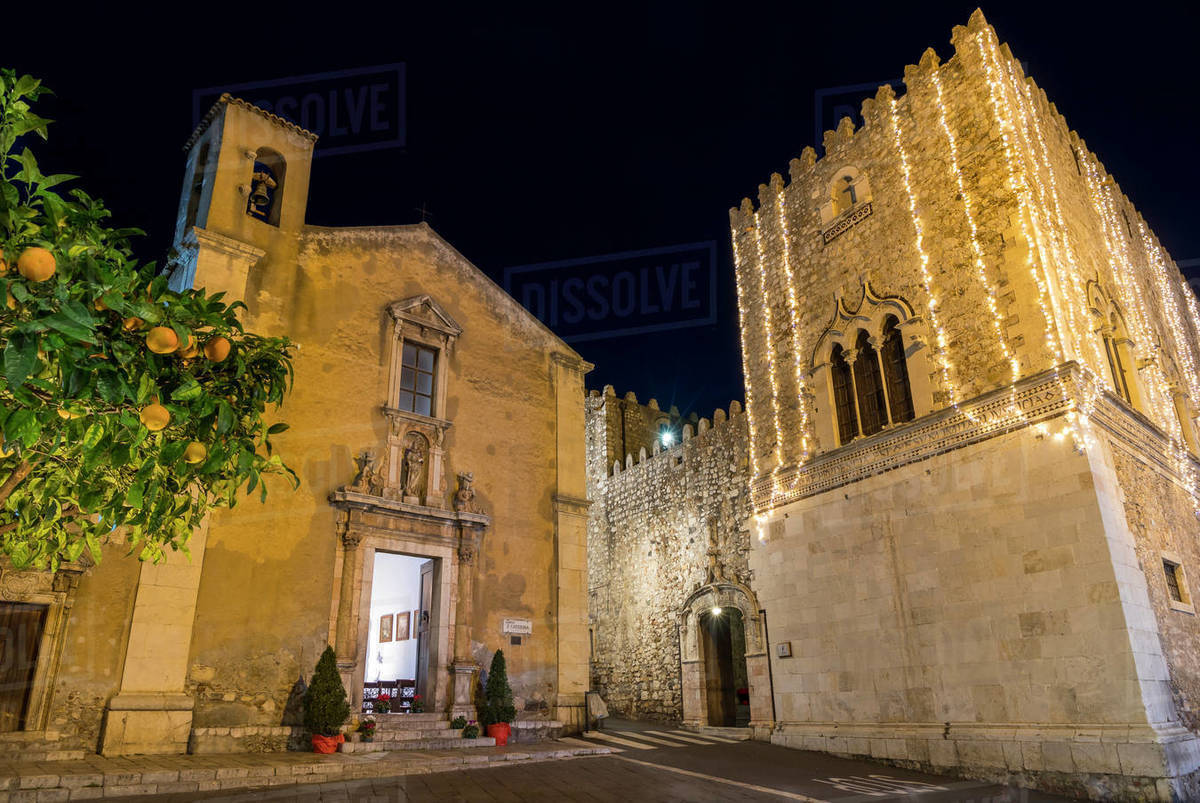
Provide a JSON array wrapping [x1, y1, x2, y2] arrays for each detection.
[[502, 618, 533, 635], [776, 641, 793, 658]]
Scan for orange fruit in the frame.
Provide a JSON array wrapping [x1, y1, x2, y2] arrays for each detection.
[[0, 257, 7, 273], [183, 442, 207, 464], [17, 247, 55, 282], [123, 317, 145, 331], [139, 403, 170, 431], [146, 327, 179, 354], [204, 336, 231, 363]]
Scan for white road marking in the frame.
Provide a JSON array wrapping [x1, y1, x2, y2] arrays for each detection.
[[605, 731, 693, 747], [644, 729, 719, 745], [559, 736, 621, 753], [613, 755, 828, 802], [689, 730, 744, 743], [583, 731, 657, 750]]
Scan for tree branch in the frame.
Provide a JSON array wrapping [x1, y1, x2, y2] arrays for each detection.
[[0, 459, 37, 506]]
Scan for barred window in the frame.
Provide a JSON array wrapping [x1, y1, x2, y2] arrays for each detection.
[[1165, 559, 1184, 603]]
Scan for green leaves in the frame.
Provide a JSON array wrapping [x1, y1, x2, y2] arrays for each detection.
[[3, 332, 37, 387], [0, 69, 298, 570]]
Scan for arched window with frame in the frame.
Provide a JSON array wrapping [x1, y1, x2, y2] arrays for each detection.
[[1103, 311, 1134, 406], [853, 329, 887, 437], [830, 344, 858, 446], [881, 316, 914, 424]]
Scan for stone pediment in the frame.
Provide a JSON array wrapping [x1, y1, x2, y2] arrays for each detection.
[[388, 295, 463, 344]]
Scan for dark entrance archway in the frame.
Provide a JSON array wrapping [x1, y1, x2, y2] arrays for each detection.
[[700, 607, 748, 727]]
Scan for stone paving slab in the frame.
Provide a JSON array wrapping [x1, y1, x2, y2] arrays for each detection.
[[0, 740, 612, 802]]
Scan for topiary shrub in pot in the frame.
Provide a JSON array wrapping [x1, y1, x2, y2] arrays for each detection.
[[479, 649, 517, 746], [303, 646, 351, 753]]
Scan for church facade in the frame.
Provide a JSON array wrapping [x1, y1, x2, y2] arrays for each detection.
[[589, 11, 1200, 801], [0, 93, 591, 759]]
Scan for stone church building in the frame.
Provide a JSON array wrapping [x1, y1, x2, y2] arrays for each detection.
[[589, 11, 1200, 801], [0, 93, 591, 759]]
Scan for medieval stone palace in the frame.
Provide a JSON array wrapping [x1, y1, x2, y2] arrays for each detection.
[[588, 10, 1200, 802]]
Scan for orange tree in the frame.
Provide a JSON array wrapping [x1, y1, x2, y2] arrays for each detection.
[[0, 71, 296, 569]]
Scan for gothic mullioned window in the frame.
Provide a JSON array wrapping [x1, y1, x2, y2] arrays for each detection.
[[830, 344, 858, 446], [852, 330, 887, 437], [881, 316, 915, 424], [813, 284, 932, 454]]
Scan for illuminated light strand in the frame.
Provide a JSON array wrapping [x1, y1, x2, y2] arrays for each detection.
[[987, 35, 1106, 384], [887, 95, 960, 409], [929, 64, 1026, 426], [752, 212, 787, 504], [730, 222, 762, 487], [775, 185, 812, 469], [1139, 220, 1200, 411], [971, 31, 1078, 441], [1079, 150, 1176, 433], [976, 31, 1099, 447]]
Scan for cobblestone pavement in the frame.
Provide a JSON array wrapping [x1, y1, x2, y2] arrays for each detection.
[[116, 723, 1078, 802]]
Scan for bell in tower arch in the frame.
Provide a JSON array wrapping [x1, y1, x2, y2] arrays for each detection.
[[246, 160, 278, 222]]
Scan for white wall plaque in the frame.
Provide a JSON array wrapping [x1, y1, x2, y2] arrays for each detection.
[[502, 618, 533, 635]]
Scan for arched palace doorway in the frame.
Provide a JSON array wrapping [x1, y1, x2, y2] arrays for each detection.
[[679, 582, 772, 732]]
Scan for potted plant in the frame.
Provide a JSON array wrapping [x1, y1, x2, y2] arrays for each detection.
[[462, 721, 480, 739], [375, 694, 391, 714], [302, 646, 351, 753], [479, 649, 517, 746], [450, 715, 467, 729], [357, 715, 377, 743], [412, 693, 424, 713]]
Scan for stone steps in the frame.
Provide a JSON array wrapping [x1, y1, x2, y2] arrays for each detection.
[[340, 736, 497, 753], [375, 728, 463, 741]]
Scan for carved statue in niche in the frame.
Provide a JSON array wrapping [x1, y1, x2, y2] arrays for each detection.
[[402, 433, 428, 503], [453, 472, 481, 514], [368, 450, 390, 497]]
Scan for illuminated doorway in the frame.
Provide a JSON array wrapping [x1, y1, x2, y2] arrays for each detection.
[[700, 607, 748, 727]]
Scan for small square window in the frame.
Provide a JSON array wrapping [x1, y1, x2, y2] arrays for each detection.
[[1165, 559, 1184, 603], [397, 343, 437, 417]]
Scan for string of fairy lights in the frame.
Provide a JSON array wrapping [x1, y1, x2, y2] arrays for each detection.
[[734, 24, 1200, 521]]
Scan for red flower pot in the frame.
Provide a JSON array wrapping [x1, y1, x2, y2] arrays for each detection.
[[311, 733, 344, 754], [486, 723, 511, 746]]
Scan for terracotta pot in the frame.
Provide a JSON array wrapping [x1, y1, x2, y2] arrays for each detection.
[[311, 733, 345, 754], [486, 723, 511, 746]]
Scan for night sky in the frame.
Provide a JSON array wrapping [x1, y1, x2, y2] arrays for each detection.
[[5, 3, 1197, 418]]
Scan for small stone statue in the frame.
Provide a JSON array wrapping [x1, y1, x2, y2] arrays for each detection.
[[454, 472, 480, 514], [368, 451, 390, 497], [348, 451, 374, 493], [705, 518, 726, 584], [402, 437, 426, 502]]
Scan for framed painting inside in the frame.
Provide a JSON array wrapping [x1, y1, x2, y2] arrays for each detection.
[[395, 611, 411, 641], [379, 613, 393, 643]]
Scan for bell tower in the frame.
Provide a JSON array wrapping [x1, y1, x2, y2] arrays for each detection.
[[169, 94, 317, 300]]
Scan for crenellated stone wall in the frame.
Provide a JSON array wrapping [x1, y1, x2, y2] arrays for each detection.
[[586, 387, 752, 723]]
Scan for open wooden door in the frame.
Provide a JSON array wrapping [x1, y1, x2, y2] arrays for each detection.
[[0, 603, 47, 732], [415, 560, 434, 701]]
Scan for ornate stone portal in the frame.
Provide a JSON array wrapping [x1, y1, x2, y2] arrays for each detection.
[[329, 460, 489, 721], [677, 580, 771, 737]]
